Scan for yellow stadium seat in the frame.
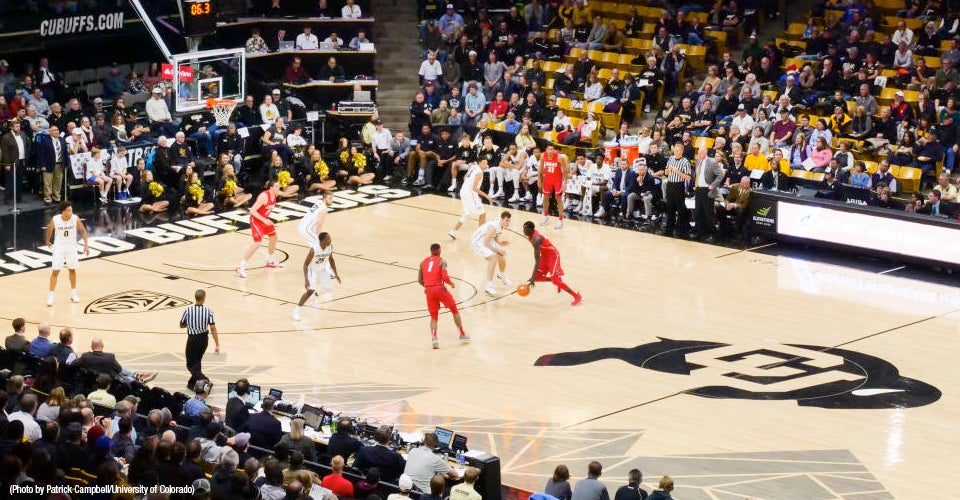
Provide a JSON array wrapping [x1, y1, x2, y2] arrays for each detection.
[[600, 52, 620, 67], [895, 165, 922, 193], [691, 136, 715, 150], [587, 50, 604, 62], [543, 61, 562, 73], [783, 22, 806, 41], [597, 68, 614, 82]]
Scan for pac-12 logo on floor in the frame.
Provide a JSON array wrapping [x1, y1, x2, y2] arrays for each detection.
[[534, 338, 940, 409]]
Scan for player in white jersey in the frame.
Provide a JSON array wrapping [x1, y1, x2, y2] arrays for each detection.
[[293, 232, 340, 321], [297, 190, 334, 250], [523, 147, 540, 204], [581, 158, 612, 216], [565, 152, 595, 212], [44, 201, 89, 306], [470, 210, 512, 296], [499, 143, 528, 202], [448, 158, 491, 239]]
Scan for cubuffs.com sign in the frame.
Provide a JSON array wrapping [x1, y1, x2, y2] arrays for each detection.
[[39, 11, 124, 38]]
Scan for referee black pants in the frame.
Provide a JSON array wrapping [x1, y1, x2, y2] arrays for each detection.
[[664, 182, 690, 236], [185, 333, 209, 389]]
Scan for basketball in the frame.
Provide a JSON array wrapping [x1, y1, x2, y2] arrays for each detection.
[[517, 283, 530, 296]]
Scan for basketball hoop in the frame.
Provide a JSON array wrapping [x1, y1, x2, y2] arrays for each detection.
[[206, 98, 237, 126]]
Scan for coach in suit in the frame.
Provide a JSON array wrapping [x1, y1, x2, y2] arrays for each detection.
[[246, 396, 283, 449], [74, 337, 157, 387], [723, 175, 752, 240], [602, 159, 638, 217], [35, 124, 68, 204], [692, 146, 725, 242], [1, 120, 31, 205]]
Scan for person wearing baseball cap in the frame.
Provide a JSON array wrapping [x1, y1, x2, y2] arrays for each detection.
[[146, 85, 177, 137], [633, 157, 659, 221], [437, 3, 464, 42]]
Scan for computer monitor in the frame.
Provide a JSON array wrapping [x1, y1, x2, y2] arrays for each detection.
[[452, 434, 468, 453], [227, 383, 261, 406], [269, 388, 283, 400], [353, 90, 371, 102], [435, 426, 453, 448], [301, 404, 322, 430]]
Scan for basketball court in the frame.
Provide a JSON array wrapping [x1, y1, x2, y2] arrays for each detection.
[[2, 191, 958, 499]]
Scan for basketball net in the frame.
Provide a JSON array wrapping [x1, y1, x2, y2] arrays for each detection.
[[206, 98, 237, 126]]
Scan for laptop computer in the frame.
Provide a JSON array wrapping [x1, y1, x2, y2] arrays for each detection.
[[300, 404, 322, 430], [318, 41, 337, 50], [227, 383, 261, 406], [268, 388, 283, 400], [353, 90, 371, 102], [451, 434, 469, 453], [435, 426, 454, 452], [279, 40, 295, 51]]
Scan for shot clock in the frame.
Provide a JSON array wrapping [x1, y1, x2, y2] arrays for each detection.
[[181, 0, 217, 36]]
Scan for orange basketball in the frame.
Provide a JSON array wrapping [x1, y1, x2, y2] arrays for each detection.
[[517, 283, 530, 297]]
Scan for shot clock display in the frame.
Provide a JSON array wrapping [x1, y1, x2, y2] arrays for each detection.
[[181, 0, 217, 36]]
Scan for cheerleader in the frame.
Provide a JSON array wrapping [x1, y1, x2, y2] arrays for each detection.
[[269, 153, 300, 199], [217, 164, 252, 208], [182, 170, 215, 216], [138, 170, 170, 214], [306, 149, 337, 193], [337, 145, 375, 187]]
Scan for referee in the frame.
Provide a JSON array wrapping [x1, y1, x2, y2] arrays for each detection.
[[662, 142, 692, 238], [180, 289, 219, 390]]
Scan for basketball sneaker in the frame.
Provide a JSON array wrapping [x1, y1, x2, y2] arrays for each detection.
[[508, 193, 520, 202], [448, 180, 457, 192], [448, 230, 457, 239], [536, 193, 543, 206], [292, 306, 302, 321], [70, 291, 80, 303], [235, 266, 248, 278], [497, 272, 512, 286], [432, 337, 439, 349], [265, 261, 285, 268], [484, 284, 497, 296], [571, 293, 583, 306], [459, 333, 471, 343], [46, 292, 54, 307], [521, 193, 533, 202], [555, 220, 563, 229], [540, 216, 549, 225]]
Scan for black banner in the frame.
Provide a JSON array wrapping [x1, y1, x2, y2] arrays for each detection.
[[39, 11, 125, 38], [749, 194, 777, 235]]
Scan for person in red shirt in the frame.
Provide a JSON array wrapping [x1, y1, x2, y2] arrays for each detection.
[[419, 243, 468, 349], [321, 455, 355, 497], [538, 144, 570, 229], [236, 179, 282, 278], [283, 56, 311, 84], [523, 221, 582, 306]]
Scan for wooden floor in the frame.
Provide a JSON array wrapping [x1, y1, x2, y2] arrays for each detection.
[[4, 193, 959, 499]]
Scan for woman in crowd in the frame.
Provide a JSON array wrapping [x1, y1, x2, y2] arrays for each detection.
[[700, 65, 721, 93], [562, 111, 597, 145], [277, 417, 318, 463], [486, 91, 509, 122], [544, 464, 572, 500], [807, 136, 833, 171], [515, 123, 536, 153], [833, 141, 855, 173], [847, 105, 872, 139], [748, 126, 770, 155], [582, 73, 603, 102], [126, 70, 147, 95], [142, 62, 163, 90], [849, 161, 871, 188], [890, 132, 916, 165], [36, 386, 67, 422]]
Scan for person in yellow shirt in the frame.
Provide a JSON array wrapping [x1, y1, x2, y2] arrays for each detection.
[[449, 467, 482, 500], [743, 142, 770, 171], [933, 173, 959, 202]]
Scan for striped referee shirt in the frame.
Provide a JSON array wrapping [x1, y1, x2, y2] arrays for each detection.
[[666, 156, 691, 184], [180, 305, 215, 335]]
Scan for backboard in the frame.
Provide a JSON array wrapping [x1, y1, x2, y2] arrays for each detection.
[[172, 47, 245, 113]]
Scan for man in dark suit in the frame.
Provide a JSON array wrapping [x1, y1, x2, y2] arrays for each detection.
[[600, 158, 638, 218], [35, 124, 68, 205], [692, 146, 725, 242], [1, 120, 31, 205], [814, 171, 840, 200], [75, 337, 156, 386], [760, 160, 790, 191], [246, 396, 282, 449], [353, 425, 406, 483], [722, 175, 752, 241], [327, 418, 363, 465], [225, 378, 252, 433], [919, 189, 945, 216]]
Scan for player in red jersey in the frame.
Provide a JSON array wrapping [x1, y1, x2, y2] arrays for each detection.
[[538, 144, 570, 229], [236, 179, 283, 278], [522, 221, 582, 305], [419, 243, 469, 349]]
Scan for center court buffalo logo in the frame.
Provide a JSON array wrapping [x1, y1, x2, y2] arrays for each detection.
[[85, 290, 193, 314], [535, 338, 940, 409]]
